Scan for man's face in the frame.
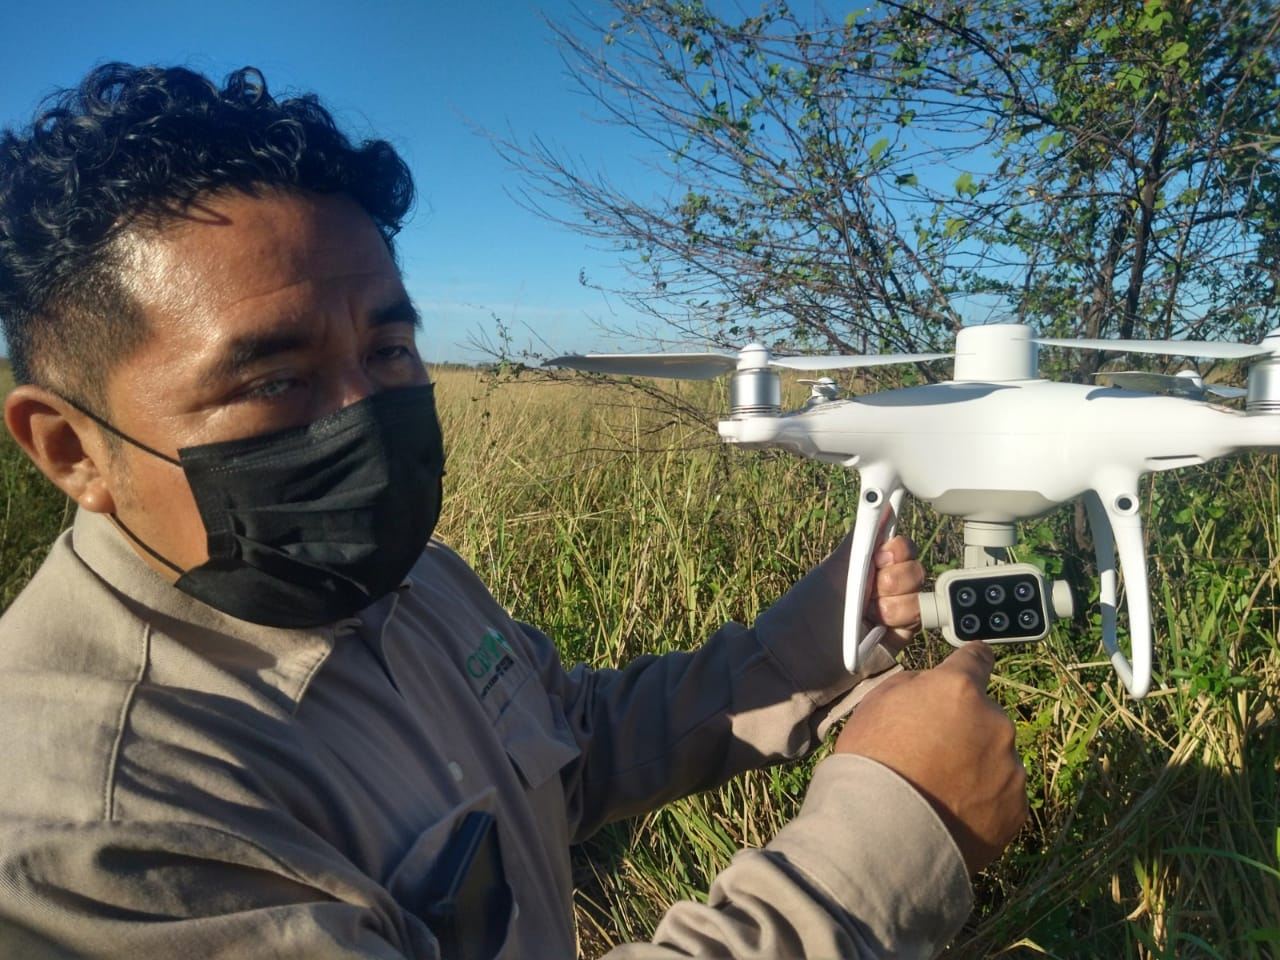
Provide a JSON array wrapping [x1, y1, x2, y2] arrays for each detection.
[[98, 189, 428, 577]]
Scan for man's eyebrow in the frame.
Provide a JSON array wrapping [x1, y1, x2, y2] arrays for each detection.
[[203, 329, 314, 385], [372, 299, 422, 329], [199, 301, 420, 386]]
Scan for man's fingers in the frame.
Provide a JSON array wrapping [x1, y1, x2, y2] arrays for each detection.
[[875, 625, 917, 659], [869, 558, 925, 601], [872, 592, 921, 631], [936, 640, 995, 687], [873, 533, 917, 568]]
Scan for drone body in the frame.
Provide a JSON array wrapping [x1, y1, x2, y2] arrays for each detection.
[[722, 378, 1267, 520], [549, 323, 1280, 698]]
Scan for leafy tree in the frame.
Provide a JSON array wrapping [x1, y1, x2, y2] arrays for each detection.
[[507, 0, 1280, 375], [495, 9, 1280, 950]]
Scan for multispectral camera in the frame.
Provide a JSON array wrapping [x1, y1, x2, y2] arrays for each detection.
[[920, 563, 1074, 647]]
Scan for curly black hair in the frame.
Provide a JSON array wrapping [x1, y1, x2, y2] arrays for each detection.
[[0, 62, 416, 404]]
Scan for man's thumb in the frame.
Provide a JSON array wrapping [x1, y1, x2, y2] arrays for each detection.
[[937, 640, 995, 686]]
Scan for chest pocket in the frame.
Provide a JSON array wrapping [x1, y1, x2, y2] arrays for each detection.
[[493, 686, 580, 790], [471, 635, 581, 791], [386, 792, 519, 960]]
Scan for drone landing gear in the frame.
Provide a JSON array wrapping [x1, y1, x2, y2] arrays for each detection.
[[915, 505, 1153, 699], [841, 481, 1149, 700], [1082, 488, 1152, 699], [841, 466, 905, 673]]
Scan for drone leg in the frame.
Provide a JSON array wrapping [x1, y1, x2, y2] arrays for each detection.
[[1083, 488, 1152, 699], [843, 465, 904, 673]]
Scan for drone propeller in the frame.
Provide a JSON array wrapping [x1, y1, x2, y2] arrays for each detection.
[[545, 342, 949, 380], [1036, 335, 1273, 361], [548, 328, 1280, 384], [1097, 369, 1248, 400], [772, 352, 950, 370], [544, 352, 738, 380]]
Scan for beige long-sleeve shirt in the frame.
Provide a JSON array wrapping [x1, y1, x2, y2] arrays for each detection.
[[0, 509, 971, 958]]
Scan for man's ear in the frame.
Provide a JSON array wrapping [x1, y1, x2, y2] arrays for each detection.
[[4, 385, 117, 514]]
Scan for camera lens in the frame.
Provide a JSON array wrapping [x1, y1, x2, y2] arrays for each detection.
[[1013, 581, 1036, 602], [984, 583, 1006, 605], [1018, 609, 1041, 631], [955, 586, 978, 608], [989, 611, 1009, 632], [959, 613, 981, 635]]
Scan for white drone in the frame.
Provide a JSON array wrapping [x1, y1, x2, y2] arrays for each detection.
[[547, 323, 1280, 699]]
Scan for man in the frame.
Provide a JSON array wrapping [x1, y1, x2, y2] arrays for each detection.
[[0, 64, 1027, 958]]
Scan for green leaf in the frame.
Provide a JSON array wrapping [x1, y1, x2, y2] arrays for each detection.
[[1116, 65, 1147, 91], [868, 137, 891, 160], [1162, 41, 1189, 65], [954, 171, 979, 197], [1167, 845, 1280, 882], [1037, 131, 1065, 156]]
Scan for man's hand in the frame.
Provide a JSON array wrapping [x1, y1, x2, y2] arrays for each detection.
[[833, 641, 1028, 875], [865, 534, 925, 656]]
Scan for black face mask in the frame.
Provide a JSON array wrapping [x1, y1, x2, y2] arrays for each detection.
[[73, 385, 446, 628]]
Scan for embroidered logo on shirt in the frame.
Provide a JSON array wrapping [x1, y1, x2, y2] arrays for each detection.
[[466, 629, 515, 699]]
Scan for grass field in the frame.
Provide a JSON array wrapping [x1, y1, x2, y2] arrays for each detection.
[[2, 363, 1278, 958]]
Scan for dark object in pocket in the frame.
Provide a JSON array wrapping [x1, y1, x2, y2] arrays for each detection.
[[420, 810, 512, 960]]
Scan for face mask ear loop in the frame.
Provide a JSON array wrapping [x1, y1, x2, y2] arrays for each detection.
[[53, 394, 188, 575], [56, 394, 183, 467], [107, 513, 187, 576]]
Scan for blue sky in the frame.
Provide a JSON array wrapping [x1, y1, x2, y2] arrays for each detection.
[[0, 0, 656, 364]]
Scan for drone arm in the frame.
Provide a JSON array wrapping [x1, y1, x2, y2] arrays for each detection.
[[843, 464, 904, 673], [1083, 487, 1152, 698]]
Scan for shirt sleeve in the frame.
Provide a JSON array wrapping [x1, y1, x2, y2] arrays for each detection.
[[509, 541, 975, 958], [605, 755, 974, 960], [514, 540, 903, 840]]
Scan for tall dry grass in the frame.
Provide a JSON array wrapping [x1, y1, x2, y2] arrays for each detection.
[[0, 362, 1275, 957], [430, 366, 1280, 959]]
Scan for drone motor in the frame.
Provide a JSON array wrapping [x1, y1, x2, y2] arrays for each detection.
[[729, 368, 782, 416], [1247, 333, 1280, 413]]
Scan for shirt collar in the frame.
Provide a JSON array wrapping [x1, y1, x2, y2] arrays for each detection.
[[70, 508, 343, 711]]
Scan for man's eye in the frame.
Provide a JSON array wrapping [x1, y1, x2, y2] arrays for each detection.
[[373, 344, 415, 362], [244, 378, 301, 400]]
